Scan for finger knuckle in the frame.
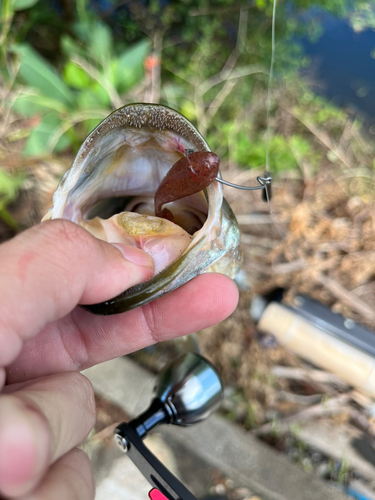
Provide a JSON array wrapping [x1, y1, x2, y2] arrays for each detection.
[[0, 393, 49, 434], [66, 372, 96, 425], [42, 219, 91, 254], [140, 301, 161, 344], [67, 447, 91, 467], [61, 449, 95, 500]]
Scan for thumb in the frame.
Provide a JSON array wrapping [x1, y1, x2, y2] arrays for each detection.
[[81, 241, 155, 305], [0, 220, 154, 368]]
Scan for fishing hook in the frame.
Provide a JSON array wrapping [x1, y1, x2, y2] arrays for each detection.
[[215, 174, 272, 191]]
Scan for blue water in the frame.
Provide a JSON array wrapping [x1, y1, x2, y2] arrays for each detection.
[[301, 12, 375, 133]]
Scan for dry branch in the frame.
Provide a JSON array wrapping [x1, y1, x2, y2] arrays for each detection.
[[271, 366, 349, 390], [315, 273, 375, 322], [254, 393, 352, 436]]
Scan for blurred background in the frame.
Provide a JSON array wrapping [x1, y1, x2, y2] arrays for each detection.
[[1, 0, 375, 498]]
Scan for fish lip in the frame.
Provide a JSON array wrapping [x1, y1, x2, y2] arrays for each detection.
[[75, 102, 209, 166], [46, 103, 213, 222], [45, 103, 236, 315]]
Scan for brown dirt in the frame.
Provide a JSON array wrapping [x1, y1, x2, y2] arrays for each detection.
[[198, 159, 375, 428]]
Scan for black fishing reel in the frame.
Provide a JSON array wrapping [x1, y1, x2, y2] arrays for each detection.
[[114, 352, 223, 500]]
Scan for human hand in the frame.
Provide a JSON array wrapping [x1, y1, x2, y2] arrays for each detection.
[[0, 220, 238, 499]]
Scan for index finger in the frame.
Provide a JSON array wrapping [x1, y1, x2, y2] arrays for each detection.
[[0, 220, 154, 368]]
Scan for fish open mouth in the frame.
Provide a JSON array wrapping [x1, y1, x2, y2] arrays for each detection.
[[44, 104, 240, 313], [62, 128, 214, 275], [44, 104, 226, 276]]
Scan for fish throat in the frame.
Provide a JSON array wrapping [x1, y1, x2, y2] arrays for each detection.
[[60, 129, 215, 274]]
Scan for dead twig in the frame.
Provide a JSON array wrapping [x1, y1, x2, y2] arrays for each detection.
[[277, 391, 323, 406], [316, 273, 375, 322], [349, 408, 375, 441], [246, 258, 306, 275], [351, 391, 375, 409], [282, 106, 353, 169], [144, 29, 164, 104], [202, 9, 247, 130], [71, 56, 122, 109], [271, 366, 349, 391], [197, 64, 265, 98], [241, 234, 275, 247], [254, 393, 352, 436], [236, 214, 284, 225], [271, 259, 306, 274], [351, 280, 375, 297]]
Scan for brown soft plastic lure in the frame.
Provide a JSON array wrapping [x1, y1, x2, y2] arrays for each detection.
[[154, 151, 220, 222]]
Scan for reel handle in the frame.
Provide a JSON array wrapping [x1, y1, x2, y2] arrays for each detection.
[[114, 353, 223, 500]]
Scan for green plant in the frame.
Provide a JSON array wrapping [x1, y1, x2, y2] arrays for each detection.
[[0, 168, 25, 228], [337, 458, 350, 486], [3, 0, 374, 173], [11, 18, 150, 156], [0, 0, 40, 79]]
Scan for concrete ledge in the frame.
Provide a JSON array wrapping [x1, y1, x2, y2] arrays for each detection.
[[83, 356, 350, 500]]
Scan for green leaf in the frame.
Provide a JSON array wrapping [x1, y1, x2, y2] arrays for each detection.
[[23, 113, 70, 157], [61, 35, 82, 58], [0, 169, 24, 198], [0, 168, 25, 229], [88, 22, 112, 68], [179, 100, 196, 121], [84, 117, 103, 134], [113, 39, 150, 93], [289, 135, 311, 157], [12, 0, 39, 10], [76, 90, 102, 110], [255, 0, 266, 9], [63, 61, 91, 89], [13, 92, 68, 116], [76, 87, 110, 110], [73, 20, 113, 68], [0, 207, 19, 230], [90, 81, 111, 106], [12, 44, 74, 106], [74, 20, 94, 45]]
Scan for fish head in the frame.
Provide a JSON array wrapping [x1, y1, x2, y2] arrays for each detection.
[[43, 103, 241, 314]]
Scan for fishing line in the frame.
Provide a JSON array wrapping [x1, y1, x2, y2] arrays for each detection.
[[88, 3, 274, 204], [265, 0, 277, 174], [215, 0, 277, 207], [263, 0, 277, 212]]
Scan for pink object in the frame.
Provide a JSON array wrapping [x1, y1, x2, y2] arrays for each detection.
[[148, 488, 170, 500]]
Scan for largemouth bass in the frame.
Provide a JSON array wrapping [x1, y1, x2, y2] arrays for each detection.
[[43, 103, 241, 314]]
